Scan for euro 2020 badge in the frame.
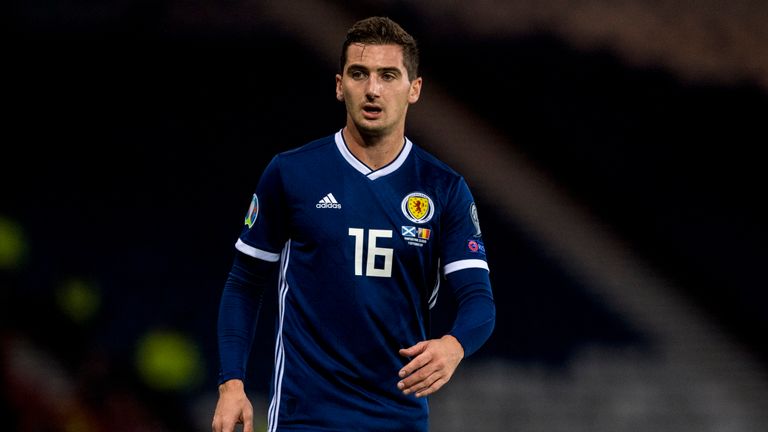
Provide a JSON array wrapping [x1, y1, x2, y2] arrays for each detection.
[[244, 194, 259, 228]]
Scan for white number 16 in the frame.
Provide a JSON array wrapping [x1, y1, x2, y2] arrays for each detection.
[[348, 228, 393, 278]]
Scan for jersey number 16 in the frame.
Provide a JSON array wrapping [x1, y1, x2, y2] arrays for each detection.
[[348, 228, 393, 278]]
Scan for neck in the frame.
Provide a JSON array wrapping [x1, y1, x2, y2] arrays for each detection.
[[342, 126, 405, 170]]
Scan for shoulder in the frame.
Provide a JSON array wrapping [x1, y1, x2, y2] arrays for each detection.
[[276, 133, 336, 162], [409, 141, 464, 183], [259, 133, 335, 182]]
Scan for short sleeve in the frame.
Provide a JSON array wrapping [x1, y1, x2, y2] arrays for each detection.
[[235, 156, 289, 262], [440, 178, 489, 275]]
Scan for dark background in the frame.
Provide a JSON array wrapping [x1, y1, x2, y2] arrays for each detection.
[[3, 1, 766, 430]]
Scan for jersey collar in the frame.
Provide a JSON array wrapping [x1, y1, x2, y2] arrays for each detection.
[[334, 129, 412, 180]]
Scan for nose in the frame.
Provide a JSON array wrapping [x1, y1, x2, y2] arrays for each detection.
[[365, 75, 382, 99]]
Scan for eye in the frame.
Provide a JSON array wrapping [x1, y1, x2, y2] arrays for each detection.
[[382, 73, 397, 81], [350, 70, 366, 80]]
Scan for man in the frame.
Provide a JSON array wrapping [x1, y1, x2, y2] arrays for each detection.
[[212, 16, 495, 432]]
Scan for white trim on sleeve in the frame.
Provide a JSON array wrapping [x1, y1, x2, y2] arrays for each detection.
[[443, 259, 490, 275], [236, 238, 281, 262]]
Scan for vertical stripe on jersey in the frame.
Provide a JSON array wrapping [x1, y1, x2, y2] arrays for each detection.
[[428, 258, 441, 310], [267, 240, 291, 432]]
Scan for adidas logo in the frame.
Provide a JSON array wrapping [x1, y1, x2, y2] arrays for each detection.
[[316, 193, 342, 209]]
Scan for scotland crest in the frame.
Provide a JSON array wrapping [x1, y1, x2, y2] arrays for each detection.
[[401, 192, 434, 224]]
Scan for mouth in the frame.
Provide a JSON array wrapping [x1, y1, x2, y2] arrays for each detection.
[[362, 104, 383, 118]]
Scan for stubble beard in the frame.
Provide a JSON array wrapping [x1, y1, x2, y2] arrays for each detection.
[[350, 113, 391, 145]]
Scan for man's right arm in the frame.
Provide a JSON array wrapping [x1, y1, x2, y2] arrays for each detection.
[[216, 251, 278, 383], [213, 251, 278, 430]]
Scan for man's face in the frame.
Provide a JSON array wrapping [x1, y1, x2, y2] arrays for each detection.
[[336, 43, 422, 138]]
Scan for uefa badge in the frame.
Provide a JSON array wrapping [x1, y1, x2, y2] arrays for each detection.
[[470, 202, 482, 237], [401, 192, 435, 224], [244, 194, 259, 228]]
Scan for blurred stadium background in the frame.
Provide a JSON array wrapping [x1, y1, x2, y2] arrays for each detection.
[[3, 0, 767, 430]]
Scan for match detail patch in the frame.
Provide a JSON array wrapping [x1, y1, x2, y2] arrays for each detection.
[[402, 226, 432, 247]]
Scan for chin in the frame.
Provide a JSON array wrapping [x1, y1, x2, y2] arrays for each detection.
[[355, 122, 388, 136]]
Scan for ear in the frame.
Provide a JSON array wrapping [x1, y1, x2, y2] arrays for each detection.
[[335, 74, 344, 101], [408, 77, 422, 104]]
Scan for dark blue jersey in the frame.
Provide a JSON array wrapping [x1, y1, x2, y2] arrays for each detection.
[[235, 130, 491, 431]]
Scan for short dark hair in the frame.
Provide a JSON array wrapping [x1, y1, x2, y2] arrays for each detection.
[[340, 16, 420, 81]]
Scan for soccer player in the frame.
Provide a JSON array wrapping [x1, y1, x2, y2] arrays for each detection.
[[212, 16, 496, 432]]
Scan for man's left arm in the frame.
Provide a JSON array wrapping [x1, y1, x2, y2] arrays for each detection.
[[398, 268, 495, 397]]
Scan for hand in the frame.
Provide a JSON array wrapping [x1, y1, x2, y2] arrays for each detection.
[[397, 335, 465, 398], [211, 379, 254, 432]]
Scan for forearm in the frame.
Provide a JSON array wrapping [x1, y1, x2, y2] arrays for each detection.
[[445, 268, 496, 357], [217, 252, 276, 384]]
